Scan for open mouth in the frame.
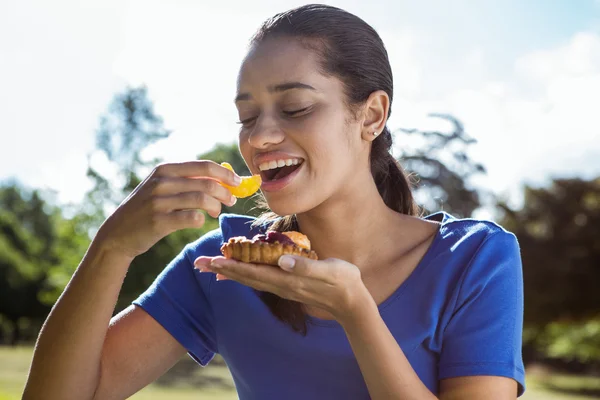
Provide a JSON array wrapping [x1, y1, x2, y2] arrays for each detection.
[[260, 161, 303, 182]]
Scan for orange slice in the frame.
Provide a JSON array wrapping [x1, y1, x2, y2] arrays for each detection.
[[220, 162, 262, 198]]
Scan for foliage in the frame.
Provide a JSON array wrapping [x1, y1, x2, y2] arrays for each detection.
[[536, 319, 600, 363], [500, 177, 600, 326], [85, 85, 170, 218], [396, 114, 487, 217], [0, 183, 89, 344], [82, 86, 217, 312], [500, 177, 600, 362]]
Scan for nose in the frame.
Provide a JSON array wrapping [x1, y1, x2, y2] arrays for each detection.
[[247, 114, 284, 149]]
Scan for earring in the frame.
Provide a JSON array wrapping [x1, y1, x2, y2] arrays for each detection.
[[373, 131, 379, 137]]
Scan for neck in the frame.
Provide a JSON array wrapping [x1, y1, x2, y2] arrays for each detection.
[[295, 172, 406, 269]]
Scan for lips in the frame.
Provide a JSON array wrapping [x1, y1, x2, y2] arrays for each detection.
[[260, 160, 304, 192]]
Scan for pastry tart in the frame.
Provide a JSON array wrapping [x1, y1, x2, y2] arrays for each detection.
[[220, 231, 318, 265]]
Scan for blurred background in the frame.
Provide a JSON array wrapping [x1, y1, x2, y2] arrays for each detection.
[[1, 0, 599, 399]]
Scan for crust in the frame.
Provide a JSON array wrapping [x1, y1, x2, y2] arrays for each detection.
[[220, 236, 318, 265]]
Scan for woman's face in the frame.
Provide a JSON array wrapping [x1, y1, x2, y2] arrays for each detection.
[[236, 37, 368, 216]]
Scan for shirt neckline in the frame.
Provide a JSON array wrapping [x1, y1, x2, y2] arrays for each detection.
[[306, 211, 451, 328]]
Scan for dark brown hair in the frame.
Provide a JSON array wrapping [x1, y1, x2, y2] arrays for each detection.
[[248, 4, 419, 334]]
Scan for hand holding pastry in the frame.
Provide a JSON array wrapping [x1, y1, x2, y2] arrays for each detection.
[[194, 251, 368, 323]]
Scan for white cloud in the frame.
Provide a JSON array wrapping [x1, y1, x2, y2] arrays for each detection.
[[0, 0, 125, 203], [394, 31, 600, 210], [112, 0, 269, 165], [1, 1, 599, 212]]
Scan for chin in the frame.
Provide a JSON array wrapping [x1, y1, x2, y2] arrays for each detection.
[[262, 193, 316, 217]]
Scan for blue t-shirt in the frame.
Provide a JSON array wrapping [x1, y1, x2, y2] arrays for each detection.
[[133, 212, 526, 398]]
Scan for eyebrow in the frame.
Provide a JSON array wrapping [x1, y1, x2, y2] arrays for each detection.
[[235, 82, 316, 102]]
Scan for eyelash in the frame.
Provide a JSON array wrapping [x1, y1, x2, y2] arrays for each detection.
[[237, 106, 311, 127], [283, 106, 311, 116]]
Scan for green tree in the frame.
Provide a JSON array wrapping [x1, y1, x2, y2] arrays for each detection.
[[0, 183, 89, 344], [85, 85, 170, 218], [397, 114, 487, 217], [499, 177, 600, 361], [84, 86, 217, 312]]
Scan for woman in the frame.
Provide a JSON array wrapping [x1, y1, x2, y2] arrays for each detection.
[[24, 4, 525, 399]]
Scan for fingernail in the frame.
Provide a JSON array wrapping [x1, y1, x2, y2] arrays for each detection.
[[216, 273, 229, 281], [229, 196, 237, 206], [233, 175, 242, 185], [210, 260, 223, 269], [278, 255, 295, 270]]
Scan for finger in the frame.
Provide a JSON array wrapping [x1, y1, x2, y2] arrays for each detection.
[[153, 191, 223, 218], [212, 265, 281, 293], [194, 256, 213, 269], [154, 160, 242, 186], [156, 209, 206, 233], [151, 177, 237, 206], [210, 257, 290, 291], [277, 255, 329, 279], [215, 273, 229, 281]]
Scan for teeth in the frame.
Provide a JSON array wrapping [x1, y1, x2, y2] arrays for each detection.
[[258, 158, 303, 171]]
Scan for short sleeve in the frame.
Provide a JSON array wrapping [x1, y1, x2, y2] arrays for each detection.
[[439, 231, 526, 396], [132, 228, 223, 367]]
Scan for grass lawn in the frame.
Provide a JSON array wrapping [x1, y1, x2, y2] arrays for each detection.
[[1, 346, 598, 400]]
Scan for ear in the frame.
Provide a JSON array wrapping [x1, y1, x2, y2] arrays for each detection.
[[361, 90, 389, 140]]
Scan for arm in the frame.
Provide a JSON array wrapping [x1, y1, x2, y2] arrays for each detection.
[[339, 292, 517, 400], [340, 231, 524, 399], [23, 161, 241, 399], [22, 241, 187, 400], [339, 288, 437, 400]]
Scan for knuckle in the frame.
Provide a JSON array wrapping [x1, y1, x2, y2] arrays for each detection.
[[149, 195, 162, 213], [150, 212, 162, 232], [153, 162, 169, 176], [201, 160, 217, 175], [289, 279, 304, 293], [330, 264, 350, 282], [149, 176, 163, 193], [204, 178, 220, 193], [190, 211, 204, 225], [193, 191, 207, 206]]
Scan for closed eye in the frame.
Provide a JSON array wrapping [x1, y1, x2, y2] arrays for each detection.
[[283, 106, 311, 116], [237, 116, 257, 126]]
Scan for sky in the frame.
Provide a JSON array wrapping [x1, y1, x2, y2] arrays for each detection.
[[1, 0, 599, 217]]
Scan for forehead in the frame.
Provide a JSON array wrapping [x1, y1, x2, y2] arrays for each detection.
[[237, 38, 324, 91]]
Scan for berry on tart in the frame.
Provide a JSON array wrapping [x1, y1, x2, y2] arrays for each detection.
[[220, 230, 318, 265]]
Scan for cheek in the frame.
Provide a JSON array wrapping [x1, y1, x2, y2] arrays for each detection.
[[237, 134, 254, 169]]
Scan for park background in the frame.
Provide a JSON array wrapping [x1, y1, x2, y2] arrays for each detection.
[[1, 0, 599, 398]]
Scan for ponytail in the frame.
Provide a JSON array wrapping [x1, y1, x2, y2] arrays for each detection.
[[371, 127, 420, 217]]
